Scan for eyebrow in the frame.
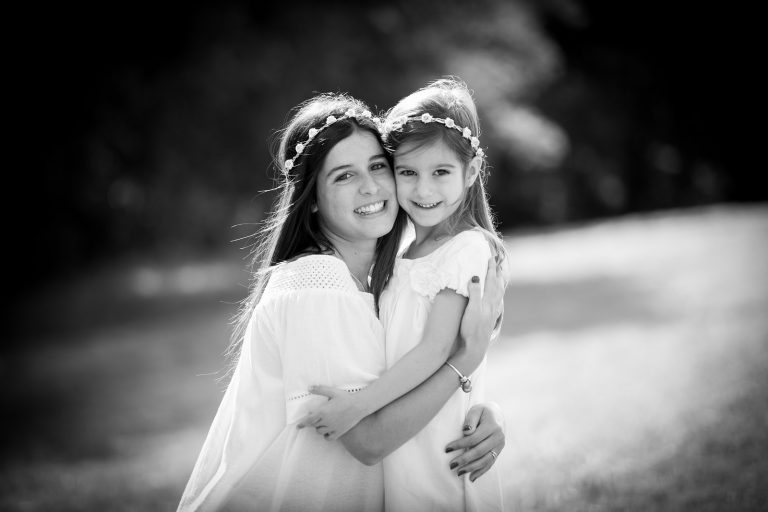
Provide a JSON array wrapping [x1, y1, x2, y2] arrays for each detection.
[[394, 162, 458, 170], [327, 154, 388, 175]]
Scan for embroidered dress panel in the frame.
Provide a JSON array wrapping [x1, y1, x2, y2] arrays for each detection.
[[178, 255, 385, 512], [379, 230, 504, 512]]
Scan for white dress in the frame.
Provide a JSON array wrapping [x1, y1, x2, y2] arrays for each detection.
[[178, 255, 386, 512], [379, 229, 504, 512]]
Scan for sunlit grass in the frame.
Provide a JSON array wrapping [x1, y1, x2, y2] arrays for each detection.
[[2, 205, 766, 511]]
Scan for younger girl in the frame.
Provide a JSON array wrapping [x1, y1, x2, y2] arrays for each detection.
[[302, 78, 506, 511]]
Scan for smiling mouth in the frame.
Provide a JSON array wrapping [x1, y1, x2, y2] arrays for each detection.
[[354, 201, 386, 215], [413, 201, 441, 209]]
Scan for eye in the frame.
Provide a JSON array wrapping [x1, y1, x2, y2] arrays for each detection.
[[434, 169, 450, 176], [398, 169, 416, 177], [371, 161, 389, 172], [335, 171, 354, 182]]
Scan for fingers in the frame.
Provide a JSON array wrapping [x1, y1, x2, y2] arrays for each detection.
[[445, 420, 491, 452], [445, 405, 505, 454], [461, 404, 483, 436], [309, 385, 341, 399], [466, 453, 496, 482], [449, 431, 504, 477], [296, 413, 315, 429], [315, 425, 335, 439], [466, 274, 482, 312], [297, 414, 321, 429]]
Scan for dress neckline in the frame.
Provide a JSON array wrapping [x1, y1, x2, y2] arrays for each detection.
[[294, 254, 374, 296], [400, 228, 479, 262]]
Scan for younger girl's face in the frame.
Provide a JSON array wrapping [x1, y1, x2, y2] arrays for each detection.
[[393, 138, 476, 230]]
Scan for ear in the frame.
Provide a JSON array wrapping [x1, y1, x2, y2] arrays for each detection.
[[465, 156, 481, 188]]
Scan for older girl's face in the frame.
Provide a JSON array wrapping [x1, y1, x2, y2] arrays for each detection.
[[315, 130, 398, 244]]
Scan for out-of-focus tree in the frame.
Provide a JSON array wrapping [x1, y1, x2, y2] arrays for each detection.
[[10, 0, 757, 295]]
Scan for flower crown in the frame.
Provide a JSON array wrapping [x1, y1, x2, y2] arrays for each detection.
[[283, 108, 384, 173], [383, 113, 485, 159]]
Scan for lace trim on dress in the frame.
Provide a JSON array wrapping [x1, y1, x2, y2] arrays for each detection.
[[265, 255, 359, 294], [287, 386, 366, 402]]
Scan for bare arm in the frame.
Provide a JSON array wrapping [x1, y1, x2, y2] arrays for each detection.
[[300, 289, 469, 440], [309, 259, 505, 465]]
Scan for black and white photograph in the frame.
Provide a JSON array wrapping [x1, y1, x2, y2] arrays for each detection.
[[4, 1, 765, 511]]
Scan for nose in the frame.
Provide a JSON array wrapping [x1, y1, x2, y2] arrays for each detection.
[[415, 175, 432, 198], [359, 170, 381, 195]]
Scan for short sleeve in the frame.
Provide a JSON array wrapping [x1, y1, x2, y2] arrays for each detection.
[[408, 230, 492, 300]]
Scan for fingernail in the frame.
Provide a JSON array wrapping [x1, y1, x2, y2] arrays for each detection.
[[445, 447, 454, 453], [458, 470, 466, 477], [449, 462, 458, 470], [463, 425, 472, 432], [470, 476, 476, 483], [471, 276, 479, 283]]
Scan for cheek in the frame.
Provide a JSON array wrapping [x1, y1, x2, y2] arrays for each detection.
[[316, 186, 344, 220], [394, 175, 409, 193], [378, 173, 396, 196]]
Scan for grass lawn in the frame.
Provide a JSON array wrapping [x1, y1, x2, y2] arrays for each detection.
[[2, 204, 767, 511]]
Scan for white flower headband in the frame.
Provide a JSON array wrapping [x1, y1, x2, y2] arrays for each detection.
[[283, 108, 384, 173], [383, 113, 485, 159]]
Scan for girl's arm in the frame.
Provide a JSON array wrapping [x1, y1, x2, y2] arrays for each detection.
[[300, 259, 505, 469], [301, 289, 468, 439]]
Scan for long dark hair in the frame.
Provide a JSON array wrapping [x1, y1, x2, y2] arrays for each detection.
[[228, 93, 407, 363]]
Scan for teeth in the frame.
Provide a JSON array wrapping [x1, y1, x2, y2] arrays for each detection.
[[415, 201, 440, 208], [354, 201, 385, 215]]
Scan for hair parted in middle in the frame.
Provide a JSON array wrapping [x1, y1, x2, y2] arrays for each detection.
[[229, 93, 407, 361], [383, 77, 506, 263]]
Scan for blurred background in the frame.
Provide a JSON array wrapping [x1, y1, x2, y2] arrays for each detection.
[[3, 0, 766, 510]]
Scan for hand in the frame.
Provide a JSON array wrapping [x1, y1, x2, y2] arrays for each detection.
[[295, 386, 367, 441], [460, 258, 506, 355], [444, 402, 506, 482]]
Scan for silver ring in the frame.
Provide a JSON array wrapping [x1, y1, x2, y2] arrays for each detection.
[[490, 450, 498, 460]]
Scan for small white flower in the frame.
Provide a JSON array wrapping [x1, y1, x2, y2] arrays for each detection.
[[308, 128, 318, 139], [445, 117, 455, 128], [284, 159, 294, 170], [463, 127, 472, 138], [295, 143, 305, 154], [345, 108, 355, 117], [326, 115, 337, 124], [362, 110, 372, 118], [421, 113, 433, 123], [409, 261, 443, 299], [471, 137, 480, 148], [476, 148, 485, 158]]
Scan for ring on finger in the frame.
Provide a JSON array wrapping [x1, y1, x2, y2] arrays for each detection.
[[489, 450, 498, 460]]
